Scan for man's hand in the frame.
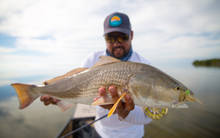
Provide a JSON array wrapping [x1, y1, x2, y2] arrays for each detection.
[[40, 95, 60, 106], [98, 85, 135, 118]]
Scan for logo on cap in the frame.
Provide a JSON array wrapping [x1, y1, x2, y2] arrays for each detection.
[[109, 15, 122, 27]]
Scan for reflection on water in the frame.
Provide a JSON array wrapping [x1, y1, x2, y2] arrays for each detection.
[[0, 64, 220, 138], [0, 97, 74, 138], [145, 66, 220, 138]]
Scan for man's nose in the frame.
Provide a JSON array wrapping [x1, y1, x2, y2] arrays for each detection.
[[112, 41, 121, 47]]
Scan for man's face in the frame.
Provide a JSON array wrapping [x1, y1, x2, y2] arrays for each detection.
[[105, 31, 133, 59]]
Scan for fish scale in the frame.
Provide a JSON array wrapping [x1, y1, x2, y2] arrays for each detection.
[[11, 56, 200, 120], [48, 62, 137, 100]]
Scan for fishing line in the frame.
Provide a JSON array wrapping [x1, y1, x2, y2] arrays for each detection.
[[59, 114, 108, 138]]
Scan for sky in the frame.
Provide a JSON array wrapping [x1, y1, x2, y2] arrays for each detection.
[[0, 0, 220, 86]]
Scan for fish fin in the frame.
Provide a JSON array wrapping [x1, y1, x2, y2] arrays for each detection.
[[144, 107, 168, 120], [57, 101, 73, 112], [44, 67, 88, 85], [107, 92, 126, 118], [91, 96, 114, 106], [11, 83, 38, 109], [92, 56, 121, 68]]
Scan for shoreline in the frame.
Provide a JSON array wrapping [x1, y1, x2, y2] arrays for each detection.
[[193, 58, 220, 68]]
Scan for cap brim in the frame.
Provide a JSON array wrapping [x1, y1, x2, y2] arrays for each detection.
[[104, 27, 130, 35]]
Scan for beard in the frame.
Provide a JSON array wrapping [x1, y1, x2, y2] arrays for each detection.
[[111, 46, 128, 59]]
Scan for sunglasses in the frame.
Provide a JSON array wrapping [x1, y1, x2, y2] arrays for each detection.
[[104, 34, 129, 44]]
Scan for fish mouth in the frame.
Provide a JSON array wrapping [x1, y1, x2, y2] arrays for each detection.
[[183, 89, 202, 104], [178, 89, 201, 104], [185, 94, 202, 104]]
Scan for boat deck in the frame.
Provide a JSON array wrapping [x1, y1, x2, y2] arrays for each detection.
[[56, 104, 98, 138]]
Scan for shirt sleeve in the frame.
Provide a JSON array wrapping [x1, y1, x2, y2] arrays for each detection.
[[81, 53, 96, 68], [122, 105, 152, 125], [81, 51, 105, 68]]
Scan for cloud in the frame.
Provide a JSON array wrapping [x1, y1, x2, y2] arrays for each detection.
[[131, 0, 220, 34], [0, 0, 109, 38], [128, 0, 220, 62], [0, 0, 220, 86]]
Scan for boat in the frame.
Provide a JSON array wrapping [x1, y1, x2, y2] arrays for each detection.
[[56, 104, 101, 138]]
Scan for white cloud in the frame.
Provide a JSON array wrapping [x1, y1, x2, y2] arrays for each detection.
[[0, 0, 220, 86], [0, 47, 15, 52], [0, 0, 110, 38], [131, 0, 220, 35]]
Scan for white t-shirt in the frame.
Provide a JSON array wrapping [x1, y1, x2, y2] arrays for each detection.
[[81, 50, 152, 138]]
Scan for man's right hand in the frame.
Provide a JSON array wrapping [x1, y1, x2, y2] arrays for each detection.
[[98, 85, 135, 118], [40, 95, 60, 106]]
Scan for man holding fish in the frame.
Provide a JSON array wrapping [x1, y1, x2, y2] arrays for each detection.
[[41, 12, 152, 138], [12, 11, 200, 138]]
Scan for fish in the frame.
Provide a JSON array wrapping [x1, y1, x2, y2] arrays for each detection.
[[11, 56, 201, 120]]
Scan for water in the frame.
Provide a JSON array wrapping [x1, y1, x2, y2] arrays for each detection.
[[0, 77, 74, 138], [145, 65, 220, 138], [0, 64, 220, 138]]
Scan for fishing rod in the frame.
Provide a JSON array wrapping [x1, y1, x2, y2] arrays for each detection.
[[59, 114, 108, 138]]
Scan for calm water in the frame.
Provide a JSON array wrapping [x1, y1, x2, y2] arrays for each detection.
[[0, 64, 220, 138], [145, 65, 220, 138]]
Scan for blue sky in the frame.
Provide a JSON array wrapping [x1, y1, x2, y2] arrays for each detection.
[[0, 0, 220, 86]]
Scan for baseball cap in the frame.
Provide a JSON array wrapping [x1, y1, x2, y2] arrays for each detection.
[[104, 12, 131, 35]]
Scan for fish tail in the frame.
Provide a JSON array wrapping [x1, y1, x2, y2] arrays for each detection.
[[11, 83, 39, 109]]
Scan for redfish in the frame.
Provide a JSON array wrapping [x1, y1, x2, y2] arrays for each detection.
[[11, 56, 201, 119]]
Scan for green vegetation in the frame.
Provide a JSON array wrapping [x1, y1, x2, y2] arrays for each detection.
[[193, 58, 220, 68]]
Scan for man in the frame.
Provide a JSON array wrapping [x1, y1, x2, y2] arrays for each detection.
[[41, 12, 152, 138]]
